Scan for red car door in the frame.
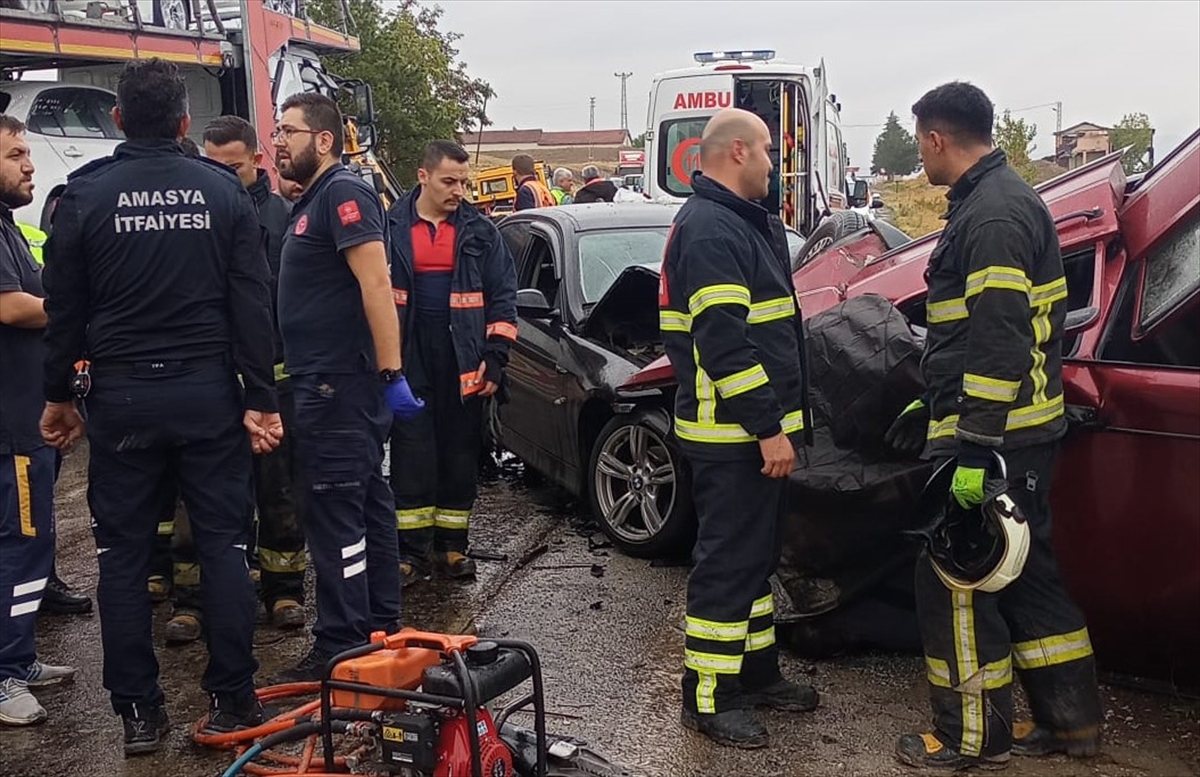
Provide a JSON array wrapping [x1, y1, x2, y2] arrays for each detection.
[[1053, 130, 1200, 688]]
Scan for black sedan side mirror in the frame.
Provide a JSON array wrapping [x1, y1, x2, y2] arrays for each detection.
[[517, 288, 556, 320]]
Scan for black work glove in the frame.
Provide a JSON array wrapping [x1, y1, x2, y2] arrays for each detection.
[[884, 398, 930, 455]]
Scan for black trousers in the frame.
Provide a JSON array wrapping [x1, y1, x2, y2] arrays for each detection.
[[252, 377, 306, 607], [916, 442, 1102, 757], [291, 372, 399, 654], [0, 447, 56, 681], [391, 322, 483, 560], [682, 455, 787, 715], [154, 378, 306, 614], [85, 363, 258, 711]]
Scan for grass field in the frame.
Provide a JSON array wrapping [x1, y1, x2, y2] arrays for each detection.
[[878, 160, 1066, 238]]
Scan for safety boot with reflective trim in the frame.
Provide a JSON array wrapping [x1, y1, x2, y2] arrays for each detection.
[[25, 661, 77, 688], [896, 732, 1010, 771], [201, 692, 264, 735], [121, 702, 169, 756], [435, 551, 476, 579], [742, 678, 819, 713], [681, 708, 768, 749], [165, 611, 202, 645], [1012, 721, 1100, 758], [147, 575, 172, 604], [271, 599, 305, 630]]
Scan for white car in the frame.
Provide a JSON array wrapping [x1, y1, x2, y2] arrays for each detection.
[[0, 81, 123, 229]]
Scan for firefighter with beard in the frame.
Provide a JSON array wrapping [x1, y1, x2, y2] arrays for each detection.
[[270, 93, 422, 683]]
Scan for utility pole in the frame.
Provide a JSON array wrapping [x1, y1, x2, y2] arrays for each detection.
[[1054, 100, 1063, 134], [589, 96, 596, 161], [614, 71, 632, 134]]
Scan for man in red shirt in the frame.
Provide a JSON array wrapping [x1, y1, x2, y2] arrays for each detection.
[[387, 141, 518, 583]]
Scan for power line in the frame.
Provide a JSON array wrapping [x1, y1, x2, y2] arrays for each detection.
[[614, 71, 632, 134]]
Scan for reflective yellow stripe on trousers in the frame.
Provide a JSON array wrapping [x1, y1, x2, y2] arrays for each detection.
[[396, 506, 435, 530], [1013, 627, 1094, 670]]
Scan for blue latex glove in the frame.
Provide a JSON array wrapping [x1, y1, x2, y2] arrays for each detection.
[[951, 465, 987, 509], [384, 375, 424, 420]]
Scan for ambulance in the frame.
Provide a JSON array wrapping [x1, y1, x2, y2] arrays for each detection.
[[644, 50, 849, 237]]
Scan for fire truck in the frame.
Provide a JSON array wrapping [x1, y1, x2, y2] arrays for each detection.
[[0, 0, 401, 228]]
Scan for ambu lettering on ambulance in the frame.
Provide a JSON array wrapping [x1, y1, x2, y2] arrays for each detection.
[[113, 189, 212, 233]]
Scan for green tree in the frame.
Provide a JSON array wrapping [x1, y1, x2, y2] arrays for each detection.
[[306, 0, 494, 185], [1110, 113, 1155, 175], [630, 131, 647, 148], [994, 110, 1039, 182], [871, 112, 919, 179]]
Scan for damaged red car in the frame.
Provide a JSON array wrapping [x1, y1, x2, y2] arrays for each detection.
[[618, 133, 1200, 690]]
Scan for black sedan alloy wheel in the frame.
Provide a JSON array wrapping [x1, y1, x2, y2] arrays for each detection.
[[588, 411, 694, 558]]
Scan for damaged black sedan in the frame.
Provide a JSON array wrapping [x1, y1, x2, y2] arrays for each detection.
[[492, 202, 803, 556]]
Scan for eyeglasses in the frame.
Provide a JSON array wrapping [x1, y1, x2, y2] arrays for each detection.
[[271, 126, 325, 143]]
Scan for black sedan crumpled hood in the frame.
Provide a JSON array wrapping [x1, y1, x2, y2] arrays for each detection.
[[581, 263, 662, 349]]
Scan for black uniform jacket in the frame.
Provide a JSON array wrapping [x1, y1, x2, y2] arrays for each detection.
[[659, 173, 809, 461], [922, 149, 1067, 458], [42, 139, 276, 412]]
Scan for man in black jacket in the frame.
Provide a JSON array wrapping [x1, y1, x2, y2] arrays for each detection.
[[660, 109, 816, 749], [39, 59, 280, 754], [887, 82, 1101, 771], [387, 141, 518, 584], [572, 165, 618, 204], [204, 116, 307, 631]]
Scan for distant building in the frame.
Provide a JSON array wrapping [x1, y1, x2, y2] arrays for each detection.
[[459, 128, 632, 154], [1054, 122, 1112, 169]]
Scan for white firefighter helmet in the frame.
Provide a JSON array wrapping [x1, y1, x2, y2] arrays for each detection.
[[911, 452, 1031, 593]]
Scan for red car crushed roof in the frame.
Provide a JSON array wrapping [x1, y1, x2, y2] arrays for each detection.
[[622, 131, 1200, 688]]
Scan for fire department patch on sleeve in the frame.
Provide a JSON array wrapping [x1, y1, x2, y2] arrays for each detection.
[[294, 214, 309, 235], [337, 200, 362, 226]]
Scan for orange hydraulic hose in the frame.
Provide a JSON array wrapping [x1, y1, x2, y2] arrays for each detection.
[[195, 683, 357, 775]]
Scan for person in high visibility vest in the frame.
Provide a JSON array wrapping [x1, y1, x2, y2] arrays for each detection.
[[512, 154, 553, 210], [550, 167, 575, 205]]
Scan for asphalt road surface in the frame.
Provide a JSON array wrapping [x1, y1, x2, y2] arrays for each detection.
[[1, 445, 1197, 777]]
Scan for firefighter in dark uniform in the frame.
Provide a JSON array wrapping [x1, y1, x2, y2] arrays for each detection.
[[155, 116, 309, 645], [887, 82, 1102, 770], [387, 141, 518, 584], [272, 93, 421, 683], [205, 116, 306, 629], [39, 60, 280, 755], [0, 113, 77, 728], [659, 109, 817, 749]]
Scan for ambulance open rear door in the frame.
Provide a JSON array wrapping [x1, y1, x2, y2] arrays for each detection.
[[732, 77, 806, 233]]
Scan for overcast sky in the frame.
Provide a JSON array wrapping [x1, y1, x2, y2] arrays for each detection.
[[407, 0, 1200, 168]]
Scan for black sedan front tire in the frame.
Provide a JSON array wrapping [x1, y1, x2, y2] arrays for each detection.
[[587, 410, 695, 558]]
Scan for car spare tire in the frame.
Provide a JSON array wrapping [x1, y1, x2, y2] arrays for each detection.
[[791, 210, 871, 271], [587, 409, 695, 558]]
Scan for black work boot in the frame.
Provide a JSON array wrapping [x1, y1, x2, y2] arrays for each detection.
[[121, 702, 170, 757], [895, 732, 1010, 771], [41, 572, 93, 615], [680, 708, 768, 749], [202, 692, 265, 735], [400, 560, 431, 588], [1012, 721, 1100, 758], [272, 647, 336, 684], [435, 551, 477, 580], [164, 610, 203, 645], [742, 678, 819, 712]]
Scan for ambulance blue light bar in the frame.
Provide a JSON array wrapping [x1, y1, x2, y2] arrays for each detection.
[[693, 50, 776, 64]]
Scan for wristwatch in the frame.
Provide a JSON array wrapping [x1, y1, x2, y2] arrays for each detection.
[[379, 368, 401, 384]]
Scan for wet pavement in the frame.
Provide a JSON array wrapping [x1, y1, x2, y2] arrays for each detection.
[[1, 445, 1198, 777]]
